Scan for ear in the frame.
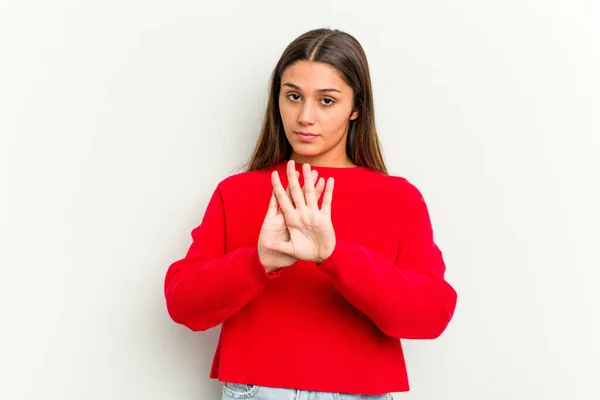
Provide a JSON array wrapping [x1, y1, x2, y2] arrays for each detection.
[[350, 109, 359, 120]]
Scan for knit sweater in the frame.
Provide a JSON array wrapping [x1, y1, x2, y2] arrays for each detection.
[[164, 161, 457, 395]]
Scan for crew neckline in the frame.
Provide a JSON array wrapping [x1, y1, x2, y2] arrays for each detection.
[[275, 160, 368, 175]]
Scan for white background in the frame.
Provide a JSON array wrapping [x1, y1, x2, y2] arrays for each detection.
[[1, 1, 599, 399]]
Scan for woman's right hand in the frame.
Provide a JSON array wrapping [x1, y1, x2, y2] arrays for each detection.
[[258, 170, 325, 273]]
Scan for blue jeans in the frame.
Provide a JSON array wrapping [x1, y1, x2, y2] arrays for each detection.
[[221, 383, 393, 400]]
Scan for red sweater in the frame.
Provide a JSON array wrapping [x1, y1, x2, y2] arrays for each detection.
[[164, 161, 457, 395]]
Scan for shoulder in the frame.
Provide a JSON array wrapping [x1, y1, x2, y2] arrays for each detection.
[[214, 167, 272, 194], [366, 169, 426, 203]]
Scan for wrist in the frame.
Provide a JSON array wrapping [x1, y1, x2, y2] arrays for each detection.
[[316, 243, 336, 264], [258, 249, 279, 274], [263, 264, 281, 274]]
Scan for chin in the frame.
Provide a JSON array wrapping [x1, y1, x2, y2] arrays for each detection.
[[289, 145, 324, 158]]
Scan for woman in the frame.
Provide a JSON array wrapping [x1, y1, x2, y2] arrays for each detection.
[[164, 28, 457, 399]]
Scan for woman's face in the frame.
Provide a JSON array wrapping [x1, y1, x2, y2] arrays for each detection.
[[278, 60, 359, 167]]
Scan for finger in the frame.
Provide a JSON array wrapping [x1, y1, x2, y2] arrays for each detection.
[[287, 160, 306, 209], [311, 170, 320, 201], [272, 170, 295, 215], [321, 177, 334, 216], [281, 185, 293, 213], [292, 171, 301, 202], [302, 163, 318, 209], [314, 177, 325, 202], [275, 171, 298, 214], [263, 238, 295, 257], [312, 170, 323, 201], [266, 189, 278, 217], [282, 170, 300, 208]]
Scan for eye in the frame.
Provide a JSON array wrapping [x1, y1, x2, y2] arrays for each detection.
[[321, 97, 335, 106], [286, 93, 301, 101]]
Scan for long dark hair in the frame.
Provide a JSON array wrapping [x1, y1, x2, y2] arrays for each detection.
[[244, 28, 387, 174]]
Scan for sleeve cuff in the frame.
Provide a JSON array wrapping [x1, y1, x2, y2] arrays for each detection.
[[249, 246, 282, 281], [316, 240, 352, 278]]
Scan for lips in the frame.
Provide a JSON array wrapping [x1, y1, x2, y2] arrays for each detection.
[[294, 131, 319, 142], [295, 131, 318, 137]]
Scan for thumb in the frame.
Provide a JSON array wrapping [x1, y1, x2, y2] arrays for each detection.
[[263, 239, 295, 257]]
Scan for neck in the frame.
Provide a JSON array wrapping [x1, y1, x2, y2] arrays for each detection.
[[290, 152, 356, 168]]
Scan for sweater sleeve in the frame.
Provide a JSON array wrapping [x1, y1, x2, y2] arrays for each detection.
[[164, 185, 280, 332], [318, 193, 457, 340]]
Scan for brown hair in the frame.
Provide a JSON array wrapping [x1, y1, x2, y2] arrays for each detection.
[[244, 28, 388, 174]]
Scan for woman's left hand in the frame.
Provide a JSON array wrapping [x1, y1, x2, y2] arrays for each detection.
[[264, 160, 336, 264]]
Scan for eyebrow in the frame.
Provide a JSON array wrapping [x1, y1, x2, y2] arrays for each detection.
[[282, 82, 342, 94]]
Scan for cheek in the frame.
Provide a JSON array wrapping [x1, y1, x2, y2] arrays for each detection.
[[278, 100, 293, 124], [322, 110, 350, 132]]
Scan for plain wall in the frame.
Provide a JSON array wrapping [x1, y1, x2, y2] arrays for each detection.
[[1, 0, 598, 399]]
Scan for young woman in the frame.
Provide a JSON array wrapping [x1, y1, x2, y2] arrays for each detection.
[[164, 28, 457, 400]]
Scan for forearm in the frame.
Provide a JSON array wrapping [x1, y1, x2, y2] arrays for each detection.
[[164, 246, 280, 331], [319, 240, 457, 339]]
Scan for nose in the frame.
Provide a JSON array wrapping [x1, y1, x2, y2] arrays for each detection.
[[298, 102, 316, 126]]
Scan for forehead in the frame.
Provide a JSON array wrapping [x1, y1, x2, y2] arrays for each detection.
[[281, 61, 349, 91]]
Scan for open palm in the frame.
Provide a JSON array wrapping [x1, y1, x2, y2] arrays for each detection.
[[258, 169, 324, 272], [265, 161, 336, 264]]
